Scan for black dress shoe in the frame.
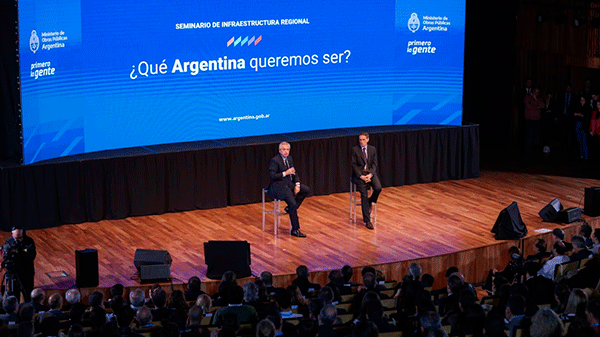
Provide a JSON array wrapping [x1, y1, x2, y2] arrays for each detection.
[[291, 230, 307, 237], [284, 206, 289, 213], [365, 221, 374, 230]]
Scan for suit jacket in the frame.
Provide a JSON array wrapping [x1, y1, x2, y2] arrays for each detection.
[[351, 145, 378, 180], [269, 155, 300, 199]]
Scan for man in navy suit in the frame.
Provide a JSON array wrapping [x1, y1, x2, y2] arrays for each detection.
[[351, 132, 382, 229], [268, 142, 310, 237]]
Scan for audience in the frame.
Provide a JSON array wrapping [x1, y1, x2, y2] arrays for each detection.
[[8, 223, 600, 337]]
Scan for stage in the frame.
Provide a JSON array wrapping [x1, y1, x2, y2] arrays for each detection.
[[25, 170, 599, 296]]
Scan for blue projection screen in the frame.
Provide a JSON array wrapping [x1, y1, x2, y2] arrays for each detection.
[[19, 0, 465, 164]]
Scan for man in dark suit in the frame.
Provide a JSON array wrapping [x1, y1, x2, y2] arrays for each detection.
[[351, 132, 382, 229], [268, 142, 310, 237]]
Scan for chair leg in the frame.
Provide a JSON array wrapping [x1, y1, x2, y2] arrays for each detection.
[[262, 190, 266, 232]]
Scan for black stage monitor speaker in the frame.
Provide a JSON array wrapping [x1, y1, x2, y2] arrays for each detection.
[[204, 241, 251, 280], [76, 249, 99, 288], [140, 264, 171, 283], [557, 207, 582, 224], [133, 249, 172, 272], [584, 187, 600, 216], [538, 198, 563, 222], [491, 202, 528, 240]]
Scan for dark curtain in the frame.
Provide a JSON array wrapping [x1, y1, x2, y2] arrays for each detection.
[[0, 125, 479, 231]]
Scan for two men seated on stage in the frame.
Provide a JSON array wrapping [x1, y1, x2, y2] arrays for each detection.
[[269, 132, 383, 236]]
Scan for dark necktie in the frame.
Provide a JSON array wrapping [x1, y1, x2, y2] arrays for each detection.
[[284, 158, 291, 180], [362, 147, 368, 171]]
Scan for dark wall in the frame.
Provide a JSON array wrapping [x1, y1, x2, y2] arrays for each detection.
[[0, 0, 22, 163]]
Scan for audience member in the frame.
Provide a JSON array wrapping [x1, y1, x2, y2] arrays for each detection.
[[552, 228, 573, 251], [150, 287, 170, 322], [579, 222, 594, 247], [185, 276, 206, 302], [538, 241, 569, 279], [292, 265, 321, 296], [129, 289, 145, 311], [211, 285, 258, 326], [30, 288, 49, 313], [530, 307, 564, 337], [0, 296, 19, 324], [135, 306, 153, 328], [523, 262, 554, 305], [571, 235, 593, 261], [256, 319, 276, 337], [525, 238, 552, 261], [592, 228, 600, 255], [47, 292, 69, 321], [317, 304, 338, 337]]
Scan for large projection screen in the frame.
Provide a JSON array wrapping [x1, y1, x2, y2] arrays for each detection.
[[19, 0, 465, 164]]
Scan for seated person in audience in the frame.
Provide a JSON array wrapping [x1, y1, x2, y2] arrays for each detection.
[[450, 290, 486, 337], [395, 263, 425, 300], [505, 295, 527, 337], [530, 307, 564, 337], [135, 306, 154, 329], [211, 285, 258, 326], [523, 262, 555, 306], [30, 288, 49, 313], [421, 274, 435, 289], [47, 292, 69, 321], [552, 228, 573, 252], [264, 305, 296, 337], [342, 265, 359, 287], [431, 266, 460, 301], [64, 289, 83, 311], [552, 282, 570, 315], [592, 228, 600, 255], [525, 238, 552, 261], [183, 305, 210, 337], [106, 284, 124, 308], [570, 235, 593, 261], [261, 271, 285, 297], [326, 270, 351, 297], [38, 314, 60, 337], [349, 273, 387, 317], [439, 272, 475, 317], [485, 246, 523, 291], [87, 307, 107, 337], [196, 294, 213, 318], [318, 286, 346, 316], [418, 310, 443, 337], [296, 319, 318, 337], [317, 305, 339, 337], [185, 276, 206, 302], [360, 267, 386, 291], [483, 314, 508, 337], [256, 319, 277, 337], [559, 288, 588, 324], [116, 306, 144, 337], [243, 281, 266, 314], [185, 277, 205, 303], [587, 300, 600, 333], [167, 290, 190, 330], [579, 222, 594, 247], [361, 296, 397, 333], [62, 302, 86, 330], [129, 289, 146, 311], [0, 296, 19, 324], [287, 284, 308, 309], [17, 303, 35, 337], [292, 265, 321, 296], [308, 298, 325, 321], [150, 287, 170, 322], [276, 289, 304, 320], [566, 252, 600, 290], [213, 271, 238, 306], [538, 241, 570, 279]]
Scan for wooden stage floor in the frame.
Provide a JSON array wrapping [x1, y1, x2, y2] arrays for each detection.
[[24, 170, 599, 292]]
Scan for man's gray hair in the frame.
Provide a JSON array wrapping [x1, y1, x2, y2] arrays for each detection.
[[129, 288, 146, 307], [65, 289, 81, 304], [409, 263, 422, 280], [278, 142, 290, 150]]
